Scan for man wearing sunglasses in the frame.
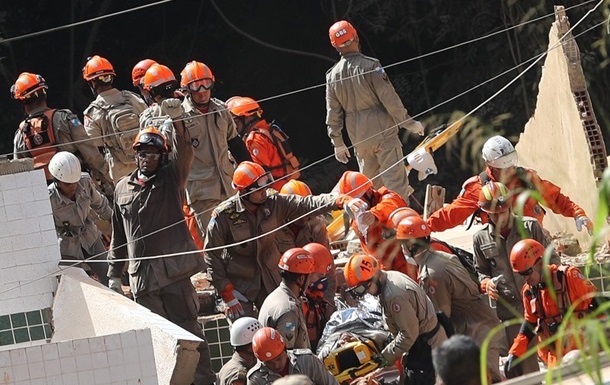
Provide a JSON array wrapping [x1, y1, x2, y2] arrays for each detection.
[[505, 239, 597, 376], [472, 182, 560, 378], [343, 253, 447, 385], [205, 161, 349, 321], [107, 125, 215, 385], [180, 60, 251, 242]]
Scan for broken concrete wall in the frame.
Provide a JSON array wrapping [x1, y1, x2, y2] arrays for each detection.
[[515, 7, 605, 249]]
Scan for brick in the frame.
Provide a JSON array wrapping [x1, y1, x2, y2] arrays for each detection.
[[2, 188, 23, 206], [0, 174, 17, 190], [4, 204, 22, 222], [8, 218, 37, 237]]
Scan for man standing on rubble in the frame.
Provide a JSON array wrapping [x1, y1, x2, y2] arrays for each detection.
[[395, 215, 504, 383], [472, 182, 561, 378], [427, 135, 593, 233], [325, 20, 424, 201], [107, 117, 215, 384], [344, 253, 448, 385]]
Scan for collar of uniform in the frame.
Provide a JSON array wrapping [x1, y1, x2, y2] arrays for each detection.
[[279, 281, 299, 302], [50, 181, 83, 204], [95, 87, 121, 104], [487, 214, 517, 239], [183, 96, 222, 114], [28, 105, 51, 116]]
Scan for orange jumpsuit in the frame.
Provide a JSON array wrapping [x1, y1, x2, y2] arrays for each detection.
[[244, 120, 298, 191], [509, 265, 597, 367], [427, 166, 587, 232], [352, 187, 418, 280]]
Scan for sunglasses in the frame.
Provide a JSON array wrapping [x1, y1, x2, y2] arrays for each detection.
[[518, 267, 534, 277], [347, 280, 371, 297], [137, 152, 161, 160], [187, 78, 214, 92]]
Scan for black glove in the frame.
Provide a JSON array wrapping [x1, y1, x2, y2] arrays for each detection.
[[372, 353, 389, 367], [504, 354, 520, 379]]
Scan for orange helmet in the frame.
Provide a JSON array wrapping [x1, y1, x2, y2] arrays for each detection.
[[180, 61, 215, 91], [278, 248, 315, 274], [252, 327, 286, 362], [232, 161, 267, 190], [396, 216, 431, 240], [279, 180, 312, 197], [329, 20, 358, 48], [228, 96, 263, 118], [225, 96, 242, 110], [132, 59, 157, 86], [11, 72, 48, 100], [387, 207, 419, 229], [303, 243, 333, 275], [338, 171, 372, 198], [510, 239, 544, 273], [82, 55, 115, 82], [343, 253, 380, 290], [478, 182, 510, 214], [142, 63, 177, 92], [133, 127, 169, 153]]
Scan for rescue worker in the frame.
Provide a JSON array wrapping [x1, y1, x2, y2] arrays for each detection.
[[505, 239, 597, 376], [83, 55, 148, 182], [131, 58, 157, 104], [205, 161, 349, 320], [247, 327, 339, 385], [11, 72, 109, 184], [106, 124, 214, 385], [344, 253, 448, 385], [258, 248, 313, 350], [339, 170, 418, 280], [180, 61, 251, 240], [432, 335, 488, 385], [302, 242, 336, 350], [227, 96, 300, 191], [48, 151, 112, 285], [325, 20, 424, 201], [218, 316, 263, 385], [472, 182, 561, 377], [427, 135, 593, 234], [396, 215, 503, 383]]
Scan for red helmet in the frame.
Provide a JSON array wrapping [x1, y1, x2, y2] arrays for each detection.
[[232, 161, 268, 190], [338, 171, 372, 198], [142, 63, 177, 92], [132, 59, 157, 87], [133, 127, 169, 153], [510, 239, 545, 273], [343, 253, 379, 289], [82, 55, 115, 82], [329, 20, 358, 48], [478, 182, 510, 214], [279, 180, 312, 197], [303, 243, 333, 275], [387, 207, 419, 229], [11, 72, 48, 100], [396, 216, 431, 240], [180, 61, 215, 92], [252, 327, 286, 362], [278, 248, 315, 274], [228, 96, 263, 118]]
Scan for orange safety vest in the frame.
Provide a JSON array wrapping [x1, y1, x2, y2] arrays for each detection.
[[19, 109, 58, 180], [245, 120, 300, 181]]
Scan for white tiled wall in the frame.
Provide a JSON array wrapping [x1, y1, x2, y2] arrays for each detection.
[[0, 170, 60, 314], [0, 329, 158, 385]]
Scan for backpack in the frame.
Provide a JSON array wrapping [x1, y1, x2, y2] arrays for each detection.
[[432, 238, 480, 287], [19, 109, 58, 180], [251, 121, 300, 179], [92, 91, 140, 161]]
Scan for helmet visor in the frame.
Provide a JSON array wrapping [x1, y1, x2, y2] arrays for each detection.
[[135, 132, 165, 150], [346, 280, 371, 298], [187, 78, 214, 92], [244, 172, 274, 192]]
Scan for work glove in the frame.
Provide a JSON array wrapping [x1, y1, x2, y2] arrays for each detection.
[[406, 148, 437, 181], [345, 198, 369, 220], [221, 290, 245, 321], [334, 144, 351, 164], [108, 277, 123, 294], [161, 98, 184, 120], [371, 353, 389, 368], [403, 120, 425, 136], [503, 354, 520, 379], [575, 216, 593, 235]]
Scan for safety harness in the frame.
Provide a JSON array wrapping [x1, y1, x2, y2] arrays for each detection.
[[19, 109, 58, 180]]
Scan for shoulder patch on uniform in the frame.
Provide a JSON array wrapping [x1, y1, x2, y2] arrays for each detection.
[[285, 322, 296, 332], [392, 302, 401, 313], [216, 199, 236, 213], [252, 147, 259, 156]]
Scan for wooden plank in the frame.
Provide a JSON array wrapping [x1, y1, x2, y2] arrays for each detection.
[[423, 185, 445, 220]]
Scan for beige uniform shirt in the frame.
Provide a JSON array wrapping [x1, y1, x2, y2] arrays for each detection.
[[325, 52, 410, 149], [247, 349, 338, 385], [378, 270, 447, 363], [217, 352, 253, 385], [258, 282, 310, 350]]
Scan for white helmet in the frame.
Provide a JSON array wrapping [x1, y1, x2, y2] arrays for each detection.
[[230, 316, 262, 347], [481, 135, 518, 169], [49, 152, 82, 183]]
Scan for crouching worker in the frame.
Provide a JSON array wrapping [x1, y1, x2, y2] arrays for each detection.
[[218, 317, 262, 385], [48, 151, 112, 285], [344, 253, 447, 385], [247, 327, 339, 385], [504, 239, 597, 377]]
